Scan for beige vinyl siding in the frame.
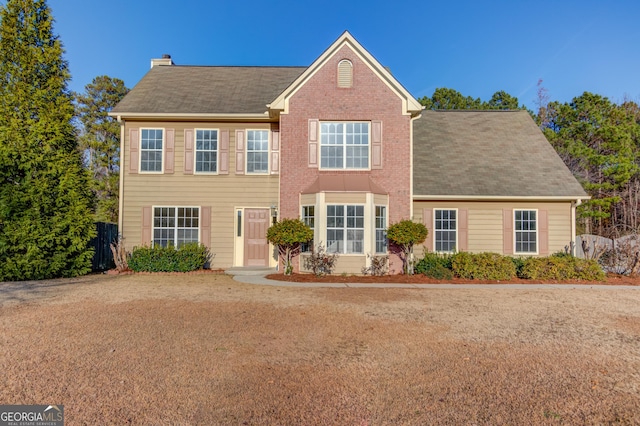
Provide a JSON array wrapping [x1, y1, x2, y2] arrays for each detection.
[[300, 254, 365, 275], [374, 194, 389, 205], [467, 209, 503, 253], [121, 121, 278, 269], [413, 201, 573, 258], [325, 192, 367, 204], [300, 194, 316, 206], [547, 203, 572, 251]]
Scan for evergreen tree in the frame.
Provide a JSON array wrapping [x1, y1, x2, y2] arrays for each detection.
[[75, 76, 129, 223], [0, 0, 95, 281], [544, 92, 640, 236], [419, 87, 524, 111], [419, 87, 482, 110], [484, 90, 522, 110]]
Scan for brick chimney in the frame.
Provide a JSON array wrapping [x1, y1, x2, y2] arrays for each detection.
[[151, 54, 174, 68]]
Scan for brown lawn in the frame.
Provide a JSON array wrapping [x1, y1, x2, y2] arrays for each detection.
[[1, 273, 639, 425]]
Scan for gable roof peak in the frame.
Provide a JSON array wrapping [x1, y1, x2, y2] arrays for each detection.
[[268, 31, 423, 116]]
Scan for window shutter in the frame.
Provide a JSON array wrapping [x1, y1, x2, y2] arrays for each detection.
[[235, 130, 245, 174], [538, 209, 549, 256], [271, 130, 280, 174], [219, 130, 229, 174], [142, 206, 152, 245], [184, 129, 194, 175], [200, 206, 211, 248], [164, 129, 175, 174], [503, 209, 513, 255], [308, 119, 318, 168], [371, 120, 382, 169], [422, 208, 433, 252], [129, 128, 139, 174], [458, 208, 468, 251]]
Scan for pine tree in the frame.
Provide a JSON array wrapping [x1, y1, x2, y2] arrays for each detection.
[[545, 93, 640, 237], [0, 0, 95, 281], [75, 76, 129, 223]]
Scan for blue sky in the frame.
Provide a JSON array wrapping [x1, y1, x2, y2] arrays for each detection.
[[47, 0, 640, 110]]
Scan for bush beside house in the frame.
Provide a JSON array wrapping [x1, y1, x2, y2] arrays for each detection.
[[415, 251, 605, 281], [128, 243, 211, 272]]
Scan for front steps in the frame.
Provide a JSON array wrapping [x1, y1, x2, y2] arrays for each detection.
[[225, 266, 278, 276]]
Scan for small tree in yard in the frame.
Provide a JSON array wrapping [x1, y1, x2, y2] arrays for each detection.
[[387, 220, 428, 275], [266, 219, 313, 275]]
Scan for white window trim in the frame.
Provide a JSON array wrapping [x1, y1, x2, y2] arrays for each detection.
[[194, 128, 219, 175], [326, 204, 366, 255], [139, 128, 164, 174], [319, 121, 371, 171], [433, 208, 458, 253], [375, 205, 387, 254], [152, 206, 201, 248], [245, 129, 270, 174], [300, 205, 316, 253], [514, 208, 539, 255]]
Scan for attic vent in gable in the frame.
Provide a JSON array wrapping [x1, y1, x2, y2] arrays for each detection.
[[337, 59, 352, 88]]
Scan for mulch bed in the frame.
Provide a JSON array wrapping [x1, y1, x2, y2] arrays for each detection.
[[266, 273, 640, 286]]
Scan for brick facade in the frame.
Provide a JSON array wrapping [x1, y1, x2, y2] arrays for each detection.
[[279, 45, 413, 272], [280, 45, 412, 216]]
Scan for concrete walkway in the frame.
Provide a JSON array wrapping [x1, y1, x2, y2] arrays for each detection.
[[231, 274, 640, 290]]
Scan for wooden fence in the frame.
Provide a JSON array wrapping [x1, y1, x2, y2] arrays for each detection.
[[90, 222, 118, 271]]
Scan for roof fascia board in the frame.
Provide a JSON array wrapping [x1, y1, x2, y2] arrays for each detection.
[[108, 112, 272, 121], [413, 195, 590, 202], [269, 31, 423, 116]]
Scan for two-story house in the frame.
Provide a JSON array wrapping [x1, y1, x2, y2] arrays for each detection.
[[110, 31, 587, 274]]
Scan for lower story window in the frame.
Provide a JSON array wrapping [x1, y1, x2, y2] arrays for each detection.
[[153, 207, 199, 248], [375, 206, 387, 253], [301, 205, 315, 253], [327, 205, 364, 254], [515, 209, 537, 253], [435, 209, 457, 252]]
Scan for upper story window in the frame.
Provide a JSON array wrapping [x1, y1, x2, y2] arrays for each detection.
[[140, 129, 163, 172], [337, 59, 352, 88], [515, 210, 537, 253], [246, 130, 269, 173], [435, 209, 457, 252], [195, 129, 218, 173], [320, 122, 369, 169]]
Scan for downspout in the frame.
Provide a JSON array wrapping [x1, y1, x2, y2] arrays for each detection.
[[117, 116, 125, 234], [409, 110, 423, 221], [571, 198, 582, 255]]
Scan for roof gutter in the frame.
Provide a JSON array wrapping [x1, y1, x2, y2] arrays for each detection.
[[413, 195, 591, 202], [107, 112, 272, 121]]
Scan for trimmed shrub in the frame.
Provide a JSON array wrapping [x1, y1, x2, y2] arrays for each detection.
[[415, 252, 453, 279], [129, 243, 212, 272], [520, 256, 605, 281], [386, 220, 428, 274], [509, 256, 527, 278], [362, 254, 389, 276], [266, 219, 313, 275], [451, 252, 516, 280], [304, 244, 339, 276]]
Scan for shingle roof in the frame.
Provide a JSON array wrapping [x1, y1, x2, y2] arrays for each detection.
[[412, 110, 587, 198], [111, 65, 306, 114]]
